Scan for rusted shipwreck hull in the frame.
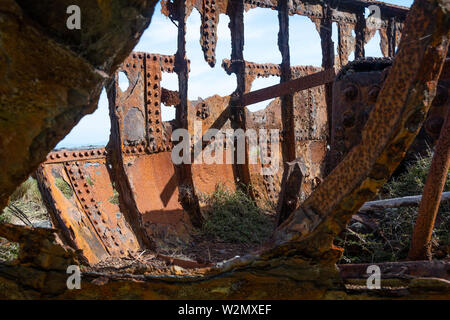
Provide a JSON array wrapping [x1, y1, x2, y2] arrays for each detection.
[[0, 0, 449, 299]]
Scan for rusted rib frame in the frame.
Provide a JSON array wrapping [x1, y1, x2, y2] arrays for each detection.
[[387, 17, 397, 57], [175, 1, 189, 129], [232, 69, 335, 107], [174, 0, 203, 228], [104, 61, 154, 251], [229, 0, 247, 95], [354, 8, 366, 59], [44, 148, 107, 164], [320, 4, 335, 141], [408, 106, 450, 260], [278, 0, 295, 163], [229, 0, 252, 188]]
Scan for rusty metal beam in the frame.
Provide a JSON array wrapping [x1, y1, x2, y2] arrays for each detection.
[[174, 0, 203, 228], [354, 9, 366, 59], [278, 0, 296, 163], [231, 68, 335, 107], [408, 106, 450, 261], [320, 4, 335, 141], [228, 0, 252, 190]]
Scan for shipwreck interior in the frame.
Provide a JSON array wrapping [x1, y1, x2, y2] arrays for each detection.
[[0, 0, 449, 299]]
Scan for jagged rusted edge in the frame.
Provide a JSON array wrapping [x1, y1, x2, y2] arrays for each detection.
[[161, 1, 407, 67]]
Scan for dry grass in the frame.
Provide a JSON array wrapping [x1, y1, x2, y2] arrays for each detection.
[[0, 177, 49, 262], [199, 184, 274, 244]]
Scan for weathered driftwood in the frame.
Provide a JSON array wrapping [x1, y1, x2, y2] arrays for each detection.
[[358, 192, 450, 212]]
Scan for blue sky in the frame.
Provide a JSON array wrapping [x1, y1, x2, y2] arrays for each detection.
[[56, 0, 413, 149]]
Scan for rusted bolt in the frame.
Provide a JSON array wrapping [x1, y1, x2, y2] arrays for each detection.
[[343, 84, 358, 100]]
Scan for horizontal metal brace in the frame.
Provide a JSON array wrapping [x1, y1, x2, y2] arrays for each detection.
[[231, 68, 336, 107]]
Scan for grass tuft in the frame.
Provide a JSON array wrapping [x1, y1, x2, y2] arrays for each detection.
[[55, 177, 73, 199], [199, 185, 274, 244], [109, 188, 119, 205], [1, 177, 49, 262]]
